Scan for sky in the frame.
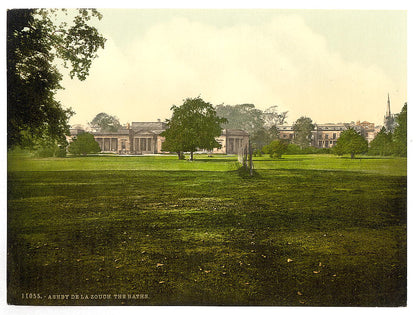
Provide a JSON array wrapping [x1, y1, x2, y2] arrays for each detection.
[[54, 8, 407, 127]]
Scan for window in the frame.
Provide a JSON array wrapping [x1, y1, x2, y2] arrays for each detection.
[[325, 134, 329, 139], [333, 133, 337, 139]]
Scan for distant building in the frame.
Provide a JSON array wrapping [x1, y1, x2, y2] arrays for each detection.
[[68, 122, 249, 155], [276, 121, 379, 149]]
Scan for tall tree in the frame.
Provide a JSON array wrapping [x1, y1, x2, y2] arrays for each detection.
[[368, 127, 393, 156], [393, 103, 407, 157], [215, 104, 287, 149], [292, 116, 314, 149], [333, 128, 368, 159], [215, 104, 264, 135], [90, 113, 121, 132], [262, 105, 288, 128], [7, 9, 106, 149], [161, 97, 227, 160]]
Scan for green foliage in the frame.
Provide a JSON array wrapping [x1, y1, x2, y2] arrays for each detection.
[[161, 96, 227, 160], [90, 112, 121, 132], [292, 116, 315, 149], [68, 132, 100, 156], [285, 143, 331, 155], [368, 127, 394, 156], [7, 9, 106, 149], [253, 149, 263, 157], [215, 104, 287, 150], [34, 144, 67, 158], [215, 104, 264, 134], [393, 103, 407, 157], [262, 140, 288, 158], [333, 128, 368, 159]]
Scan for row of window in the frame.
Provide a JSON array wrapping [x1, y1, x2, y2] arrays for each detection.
[[318, 140, 337, 148], [95, 137, 154, 152]]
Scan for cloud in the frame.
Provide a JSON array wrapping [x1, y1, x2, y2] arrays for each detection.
[[57, 14, 403, 126]]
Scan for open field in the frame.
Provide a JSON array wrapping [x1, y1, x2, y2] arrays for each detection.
[[7, 154, 406, 306]]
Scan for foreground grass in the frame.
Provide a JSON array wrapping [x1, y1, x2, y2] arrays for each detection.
[[7, 154, 406, 306]]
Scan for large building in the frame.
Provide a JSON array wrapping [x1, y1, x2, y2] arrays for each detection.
[[68, 122, 249, 155], [276, 121, 379, 149]]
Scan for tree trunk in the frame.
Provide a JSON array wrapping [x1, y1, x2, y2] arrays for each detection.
[[177, 151, 182, 159], [190, 151, 194, 161], [351, 152, 355, 159]]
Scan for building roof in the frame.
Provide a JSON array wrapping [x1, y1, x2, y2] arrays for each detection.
[[222, 129, 250, 136], [93, 129, 130, 136]]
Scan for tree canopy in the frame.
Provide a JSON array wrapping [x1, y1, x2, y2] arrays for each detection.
[[90, 112, 121, 132], [161, 97, 227, 160], [262, 140, 288, 158], [393, 103, 407, 157], [215, 104, 287, 149], [368, 127, 393, 156], [68, 132, 100, 156], [292, 116, 314, 149], [215, 104, 264, 135], [333, 128, 368, 159], [7, 9, 106, 149]]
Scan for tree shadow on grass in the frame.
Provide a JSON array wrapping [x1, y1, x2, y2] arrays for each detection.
[[193, 158, 237, 163], [255, 158, 308, 162], [337, 156, 397, 160]]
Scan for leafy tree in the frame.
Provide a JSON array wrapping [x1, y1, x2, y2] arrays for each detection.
[[161, 97, 227, 160], [215, 104, 265, 135], [333, 128, 368, 159], [262, 140, 288, 158], [90, 112, 121, 132], [68, 132, 100, 156], [368, 127, 393, 156], [262, 105, 288, 128], [215, 104, 287, 149], [393, 103, 407, 157], [293, 116, 314, 149], [7, 9, 106, 149]]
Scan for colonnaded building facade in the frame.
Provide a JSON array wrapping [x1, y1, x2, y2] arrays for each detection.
[[69, 121, 250, 155]]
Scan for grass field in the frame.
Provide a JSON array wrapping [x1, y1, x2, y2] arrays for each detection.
[[7, 153, 407, 306]]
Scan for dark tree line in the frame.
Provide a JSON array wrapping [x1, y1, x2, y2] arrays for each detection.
[[368, 103, 407, 157]]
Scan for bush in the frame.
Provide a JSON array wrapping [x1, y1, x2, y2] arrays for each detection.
[[34, 144, 67, 158], [262, 140, 288, 158], [68, 133, 100, 156], [253, 149, 263, 157]]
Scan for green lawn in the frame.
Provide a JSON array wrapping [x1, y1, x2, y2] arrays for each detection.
[[7, 153, 407, 306]]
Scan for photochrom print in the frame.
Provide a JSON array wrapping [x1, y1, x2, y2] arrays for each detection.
[[7, 8, 407, 306]]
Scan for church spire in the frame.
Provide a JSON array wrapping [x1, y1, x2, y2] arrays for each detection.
[[386, 93, 391, 117]]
